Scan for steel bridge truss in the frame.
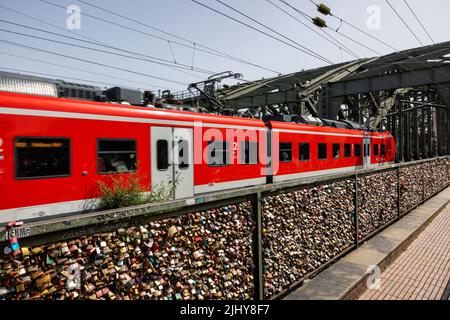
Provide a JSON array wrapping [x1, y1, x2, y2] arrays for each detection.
[[174, 41, 450, 161]]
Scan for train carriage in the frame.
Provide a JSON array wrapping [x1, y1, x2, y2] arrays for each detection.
[[0, 91, 395, 223]]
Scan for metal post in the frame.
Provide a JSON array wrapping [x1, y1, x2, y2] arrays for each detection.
[[251, 191, 264, 300], [354, 174, 359, 247], [397, 167, 401, 218], [422, 161, 426, 202]]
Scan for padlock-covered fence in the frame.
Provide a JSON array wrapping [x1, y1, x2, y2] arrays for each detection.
[[1, 157, 449, 300]]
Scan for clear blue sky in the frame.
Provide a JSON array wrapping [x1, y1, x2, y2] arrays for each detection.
[[0, 0, 448, 93]]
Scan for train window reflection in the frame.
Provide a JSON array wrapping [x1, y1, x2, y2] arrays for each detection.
[[279, 143, 292, 162], [332, 144, 340, 159], [15, 137, 71, 179], [97, 139, 137, 174], [299, 143, 310, 161]]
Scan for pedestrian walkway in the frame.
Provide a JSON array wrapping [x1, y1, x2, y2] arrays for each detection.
[[359, 202, 450, 300]]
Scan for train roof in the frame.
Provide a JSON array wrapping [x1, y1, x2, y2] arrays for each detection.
[[0, 91, 392, 137], [0, 91, 265, 129]]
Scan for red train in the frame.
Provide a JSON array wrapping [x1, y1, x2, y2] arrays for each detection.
[[0, 91, 395, 223]]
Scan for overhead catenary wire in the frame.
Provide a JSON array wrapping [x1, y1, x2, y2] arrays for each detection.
[[213, 0, 337, 63], [304, 2, 450, 95], [40, 0, 281, 75], [0, 38, 188, 87], [308, 0, 398, 51], [0, 25, 212, 80], [190, 0, 335, 65], [76, 0, 280, 75], [385, 0, 424, 46], [403, 0, 434, 44], [0, 51, 171, 90], [279, 0, 383, 56], [0, 8, 213, 79], [264, 0, 360, 60]]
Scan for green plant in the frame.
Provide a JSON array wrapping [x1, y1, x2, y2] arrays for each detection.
[[95, 174, 175, 211]]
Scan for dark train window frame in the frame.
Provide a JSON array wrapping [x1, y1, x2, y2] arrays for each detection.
[[373, 144, 379, 156], [299, 142, 310, 161], [14, 136, 72, 180], [318, 143, 327, 160], [240, 141, 259, 165], [381, 144, 386, 157], [332, 143, 340, 159], [97, 138, 137, 174], [207, 140, 230, 167], [354, 144, 362, 157], [156, 139, 169, 171], [177, 139, 190, 170], [279, 142, 293, 163], [344, 144, 351, 158]]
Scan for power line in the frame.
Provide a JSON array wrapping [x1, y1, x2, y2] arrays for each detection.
[[403, 0, 434, 44], [265, 0, 360, 60], [40, 0, 282, 75], [0, 20, 214, 77], [76, 0, 280, 75], [279, 0, 382, 55], [308, 1, 398, 51], [0, 51, 171, 90], [213, 0, 336, 63], [385, 0, 424, 46], [190, 0, 335, 65], [0, 6, 213, 79], [0, 38, 188, 87], [304, 2, 450, 95]]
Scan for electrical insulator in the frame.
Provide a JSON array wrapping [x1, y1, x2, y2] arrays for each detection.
[[317, 3, 331, 16], [312, 17, 327, 28]]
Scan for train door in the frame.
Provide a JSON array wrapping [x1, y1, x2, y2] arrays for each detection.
[[150, 126, 194, 199], [363, 137, 371, 169]]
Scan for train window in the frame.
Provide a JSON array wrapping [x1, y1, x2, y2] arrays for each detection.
[[15, 137, 71, 179], [240, 141, 258, 165], [373, 144, 379, 156], [299, 143, 310, 161], [156, 140, 169, 171], [97, 139, 137, 173], [381, 144, 386, 157], [354, 144, 362, 157], [318, 143, 327, 160], [279, 143, 292, 162], [364, 144, 370, 157], [332, 144, 340, 159], [178, 140, 189, 170], [344, 144, 351, 158], [207, 141, 230, 166]]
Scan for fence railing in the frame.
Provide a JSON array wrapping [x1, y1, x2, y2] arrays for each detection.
[[1, 157, 449, 300]]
